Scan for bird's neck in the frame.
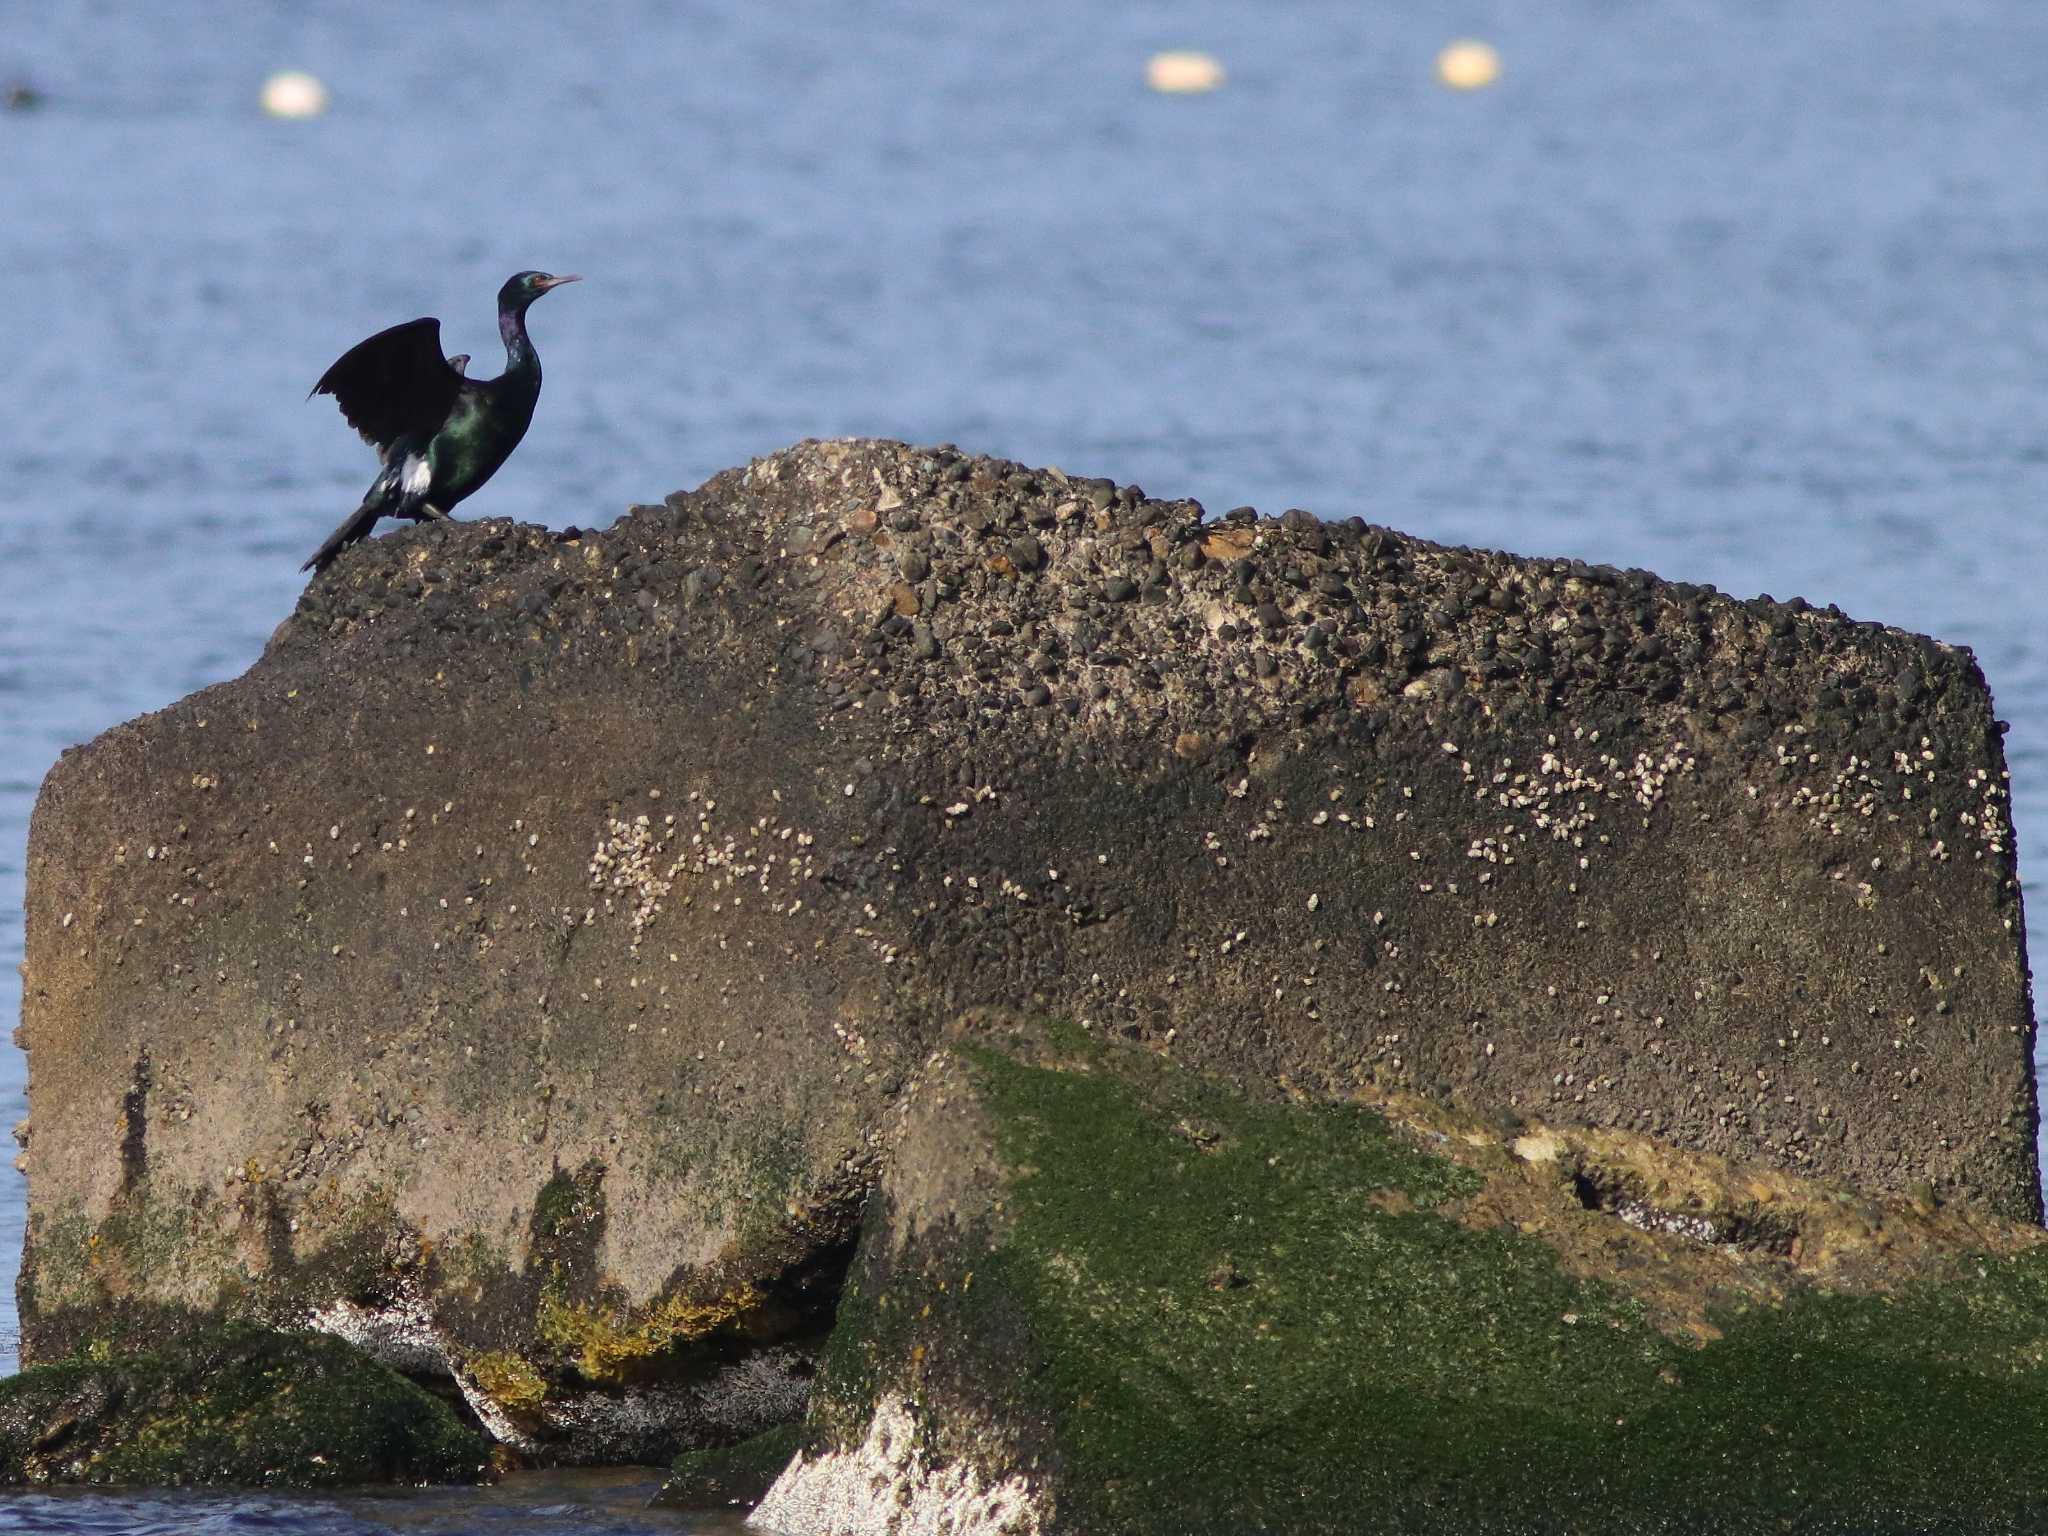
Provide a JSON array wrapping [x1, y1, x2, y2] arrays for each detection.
[[498, 305, 541, 389]]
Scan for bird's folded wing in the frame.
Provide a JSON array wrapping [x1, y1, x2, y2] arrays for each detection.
[[311, 317, 463, 456]]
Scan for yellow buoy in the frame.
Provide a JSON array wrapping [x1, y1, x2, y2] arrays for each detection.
[[261, 70, 330, 119], [1146, 51, 1225, 94], [1435, 40, 1501, 91]]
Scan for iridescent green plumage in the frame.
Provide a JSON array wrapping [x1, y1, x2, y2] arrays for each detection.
[[303, 271, 579, 573]]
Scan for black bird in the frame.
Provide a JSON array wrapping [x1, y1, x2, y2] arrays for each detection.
[[303, 271, 580, 572]]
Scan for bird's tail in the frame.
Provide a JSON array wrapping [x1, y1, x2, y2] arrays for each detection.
[[301, 484, 396, 573]]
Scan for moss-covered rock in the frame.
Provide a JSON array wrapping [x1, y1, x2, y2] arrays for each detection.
[[759, 1021, 2048, 1535], [0, 1324, 490, 1488], [655, 1422, 804, 1508]]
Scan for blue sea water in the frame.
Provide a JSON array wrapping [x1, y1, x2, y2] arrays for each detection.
[[6, 0, 2048, 1527]]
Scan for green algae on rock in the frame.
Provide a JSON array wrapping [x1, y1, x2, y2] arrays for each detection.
[[0, 1325, 489, 1488], [760, 1021, 2048, 1536], [655, 1422, 803, 1509]]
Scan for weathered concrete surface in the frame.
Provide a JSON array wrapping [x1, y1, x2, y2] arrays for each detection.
[[16, 437, 2040, 1463]]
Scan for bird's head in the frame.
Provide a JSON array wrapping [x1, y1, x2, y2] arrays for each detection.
[[498, 270, 581, 313]]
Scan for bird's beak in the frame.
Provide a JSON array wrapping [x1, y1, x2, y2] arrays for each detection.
[[537, 274, 582, 290]]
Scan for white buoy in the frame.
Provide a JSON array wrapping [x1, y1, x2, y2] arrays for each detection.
[[261, 70, 330, 119], [1435, 40, 1501, 91], [1146, 51, 1225, 94]]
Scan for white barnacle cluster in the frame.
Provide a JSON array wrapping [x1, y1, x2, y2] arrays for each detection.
[[1623, 744, 1696, 811], [1304, 783, 1376, 837], [587, 813, 678, 944], [848, 864, 910, 967], [1446, 731, 1696, 885], [1779, 732, 2012, 867], [937, 867, 1041, 906], [928, 784, 998, 822], [1785, 730, 1897, 836], [1464, 835, 1511, 886], [587, 791, 823, 951], [1963, 764, 2011, 858]]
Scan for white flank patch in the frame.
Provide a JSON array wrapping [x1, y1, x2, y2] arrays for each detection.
[[749, 1393, 1044, 1536], [402, 455, 432, 495]]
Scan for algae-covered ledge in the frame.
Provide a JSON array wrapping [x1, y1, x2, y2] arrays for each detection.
[[10, 437, 2044, 1517], [751, 1019, 2048, 1536]]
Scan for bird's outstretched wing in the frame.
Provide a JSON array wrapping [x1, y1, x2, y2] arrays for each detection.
[[310, 317, 464, 457]]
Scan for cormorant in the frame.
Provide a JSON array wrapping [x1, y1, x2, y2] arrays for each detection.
[[303, 271, 579, 572]]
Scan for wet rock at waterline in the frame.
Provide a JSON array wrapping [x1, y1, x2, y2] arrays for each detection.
[[15, 438, 2040, 1498], [0, 1325, 488, 1487]]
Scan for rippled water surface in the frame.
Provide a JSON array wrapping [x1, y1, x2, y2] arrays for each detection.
[[0, 1469, 740, 1534], [7, 0, 2048, 1528]]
